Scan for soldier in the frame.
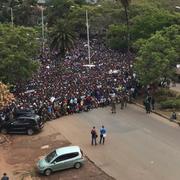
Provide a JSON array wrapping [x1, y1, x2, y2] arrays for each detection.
[[111, 98, 116, 113]]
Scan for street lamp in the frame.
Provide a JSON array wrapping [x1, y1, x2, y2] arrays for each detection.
[[37, 0, 46, 53]]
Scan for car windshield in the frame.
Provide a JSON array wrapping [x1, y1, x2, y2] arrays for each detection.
[[45, 150, 57, 163]]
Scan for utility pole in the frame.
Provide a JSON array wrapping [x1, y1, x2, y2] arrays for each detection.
[[86, 10, 91, 65]]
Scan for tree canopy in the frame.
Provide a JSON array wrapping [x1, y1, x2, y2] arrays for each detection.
[[0, 24, 40, 84], [49, 19, 76, 59], [134, 25, 180, 86]]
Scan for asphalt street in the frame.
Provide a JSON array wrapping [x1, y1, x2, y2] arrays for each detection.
[[49, 104, 180, 180]]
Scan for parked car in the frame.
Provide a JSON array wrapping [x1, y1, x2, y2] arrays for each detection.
[[37, 146, 86, 176], [14, 109, 36, 118], [0, 114, 44, 135]]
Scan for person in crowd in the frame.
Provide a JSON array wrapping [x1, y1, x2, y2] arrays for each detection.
[[99, 125, 107, 145], [1, 173, 9, 180], [91, 126, 98, 146]]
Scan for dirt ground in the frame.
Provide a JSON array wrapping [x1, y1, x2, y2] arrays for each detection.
[[0, 124, 114, 180]]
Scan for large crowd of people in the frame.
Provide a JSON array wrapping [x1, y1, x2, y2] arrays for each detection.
[[0, 38, 140, 122]]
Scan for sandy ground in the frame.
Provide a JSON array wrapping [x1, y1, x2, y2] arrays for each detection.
[[0, 123, 114, 180]]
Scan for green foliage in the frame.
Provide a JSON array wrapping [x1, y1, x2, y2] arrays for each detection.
[[131, 8, 180, 41], [160, 99, 180, 109], [74, 0, 86, 6], [154, 88, 176, 102], [47, 0, 74, 26], [116, 0, 131, 51], [134, 25, 180, 86], [119, 0, 131, 8], [131, 0, 180, 10], [67, 5, 124, 37], [0, 24, 40, 84], [106, 24, 128, 50], [49, 19, 76, 59], [0, 0, 39, 26], [155, 88, 176, 97]]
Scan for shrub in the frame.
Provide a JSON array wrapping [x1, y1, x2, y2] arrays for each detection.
[[160, 99, 180, 109]]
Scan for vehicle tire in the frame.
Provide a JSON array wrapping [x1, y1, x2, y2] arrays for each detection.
[[44, 169, 52, 176], [1, 128, 7, 134], [27, 129, 34, 135], [74, 162, 81, 169]]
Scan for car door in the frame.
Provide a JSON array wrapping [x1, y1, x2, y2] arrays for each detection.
[[64, 152, 79, 168], [51, 153, 79, 172], [10, 118, 26, 133], [50, 155, 66, 172]]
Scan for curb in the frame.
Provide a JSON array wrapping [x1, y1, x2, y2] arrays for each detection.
[[132, 101, 172, 121]]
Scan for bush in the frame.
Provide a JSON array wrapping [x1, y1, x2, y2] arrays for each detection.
[[156, 96, 168, 102], [160, 98, 180, 109], [155, 88, 176, 97]]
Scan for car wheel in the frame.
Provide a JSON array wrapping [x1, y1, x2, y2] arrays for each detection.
[[74, 162, 81, 169], [1, 128, 7, 134], [27, 129, 34, 135], [44, 169, 52, 176]]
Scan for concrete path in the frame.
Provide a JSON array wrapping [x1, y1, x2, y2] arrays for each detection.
[[49, 104, 180, 180]]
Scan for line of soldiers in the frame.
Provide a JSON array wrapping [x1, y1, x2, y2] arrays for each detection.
[[111, 94, 129, 113]]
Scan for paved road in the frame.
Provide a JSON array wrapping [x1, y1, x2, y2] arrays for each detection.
[[49, 104, 180, 180]]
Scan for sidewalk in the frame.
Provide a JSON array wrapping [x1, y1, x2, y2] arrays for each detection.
[[132, 102, 180, 126], [133, 84, 180, 126]]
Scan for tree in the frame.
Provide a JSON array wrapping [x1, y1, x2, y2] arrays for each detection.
[[0, 24, 40, 84], [117, 0, 131, 52], [131, 8, 180, 42], [106, 24, 127, 50], [134, 25, 180, 86], [49, 19, 76, 60], [0, 0, 39, 26], [47, 0, 74, 27], [0, 82, 15, 109]]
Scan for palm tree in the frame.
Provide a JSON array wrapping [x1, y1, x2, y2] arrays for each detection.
[[49, 19, 76, 62], [118, 0, 131, 52]]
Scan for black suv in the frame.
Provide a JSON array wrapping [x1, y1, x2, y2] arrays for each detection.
[[0, 115, 44, 135], [14, 109, 36, 118]]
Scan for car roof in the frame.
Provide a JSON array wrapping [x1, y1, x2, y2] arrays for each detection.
[[56, 146, 80, 156]]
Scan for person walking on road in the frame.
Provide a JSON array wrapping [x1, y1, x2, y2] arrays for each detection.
[[1, 173, 9, 180], [99, 125, 107, 145], [91, 126, 98, 145]]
